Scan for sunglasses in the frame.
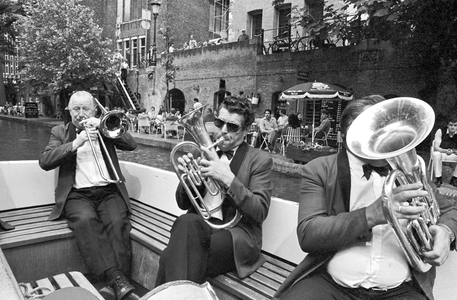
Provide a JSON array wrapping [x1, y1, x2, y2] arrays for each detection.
[[214, 118, 242, 132]]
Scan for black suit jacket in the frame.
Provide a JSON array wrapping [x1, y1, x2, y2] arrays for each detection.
[[39, 122, 137, 220], [274, 150, 457, 300], [176, 142, 273, 278]]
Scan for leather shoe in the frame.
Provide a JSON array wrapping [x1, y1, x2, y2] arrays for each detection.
[[450, 177, 457, 187], [99, 285, 116, 300], [434, 177, 442, 188], [110, 275, 135, 300]]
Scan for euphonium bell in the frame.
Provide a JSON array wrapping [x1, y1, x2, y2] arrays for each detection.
[[170, 104, 242, 229], [346, 97, 439, 273]]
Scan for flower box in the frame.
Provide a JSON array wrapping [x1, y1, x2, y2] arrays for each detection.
[[285, 143, 336, 163]]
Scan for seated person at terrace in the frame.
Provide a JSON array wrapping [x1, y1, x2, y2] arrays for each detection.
[[274, 96, 457, 300], [277, 109, 288, 132], [259, 109, 278, 152], [313, 109, 331, 136], [155, 96, 273, 287], [38, 91, 138, 300], [432, 115, 457, 187]]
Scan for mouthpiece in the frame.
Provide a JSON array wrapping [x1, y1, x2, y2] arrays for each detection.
[[207, 137, 225, 150]]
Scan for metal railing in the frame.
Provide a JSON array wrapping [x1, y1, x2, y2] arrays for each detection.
[[255, 26, 339, 55]]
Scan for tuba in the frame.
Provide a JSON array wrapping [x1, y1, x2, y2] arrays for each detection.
[[170, 104, 242, 230], [346, 97, 439, 273], [83, 98, 130, 183]]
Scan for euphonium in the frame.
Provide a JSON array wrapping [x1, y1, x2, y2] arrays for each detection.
[[170, 104, 242, 229], [83, 98, 130, 183], [346, 97, 439, 273]]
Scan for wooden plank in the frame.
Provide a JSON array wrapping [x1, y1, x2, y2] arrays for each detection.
[[210, 275, 269, 300], [53, 273, 74, 289], [130, 229, 168, 252], [0, 228, 73, 249], [68, 272, 104, 300], [35, 277, 56, 295], [0, 248, 24, 300]]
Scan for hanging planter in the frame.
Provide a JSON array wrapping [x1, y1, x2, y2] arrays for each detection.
[[272, 0, 285, 8], [251, 96, 259, 105]]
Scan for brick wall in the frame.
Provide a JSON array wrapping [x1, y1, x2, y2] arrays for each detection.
[[134, 39, 430, 120]]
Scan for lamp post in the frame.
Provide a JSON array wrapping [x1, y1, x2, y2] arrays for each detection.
[[149, 0, 161, 67]]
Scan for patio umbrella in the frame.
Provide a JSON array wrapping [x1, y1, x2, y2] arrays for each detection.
[[280, 82, 353, 142]]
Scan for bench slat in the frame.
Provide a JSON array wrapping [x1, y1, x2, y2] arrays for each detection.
[[69, 271, 104, 300]]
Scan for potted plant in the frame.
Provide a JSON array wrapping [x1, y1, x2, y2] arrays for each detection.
[[285, 140, 336, 163], [272, 0, 285, 8]]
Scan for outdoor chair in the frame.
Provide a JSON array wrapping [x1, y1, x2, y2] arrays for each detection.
[[164, 120, 179, 139], [259, 132, 270, 152], [314, 128, 330, 146], [280, 127, 304, 156], [245, 123, 259, 147], [427, 144, 457, 180]]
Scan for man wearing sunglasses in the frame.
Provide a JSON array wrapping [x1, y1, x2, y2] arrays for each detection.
[[155, 96, 273, 288]]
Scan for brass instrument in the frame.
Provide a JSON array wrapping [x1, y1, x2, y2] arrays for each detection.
[[83, 98, 130, 184], [346, 97, 439, 273], [170, 104, 242, 229]]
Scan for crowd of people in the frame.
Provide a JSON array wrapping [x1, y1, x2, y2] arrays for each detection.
[[34, 91, 457, 300], [1, 102, 25, 117], [252, 108, 330, 153]]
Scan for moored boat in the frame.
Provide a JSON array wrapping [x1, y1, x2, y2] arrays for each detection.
[[0, 160, 456, 299]]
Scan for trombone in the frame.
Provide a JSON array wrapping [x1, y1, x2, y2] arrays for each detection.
[[83, 98, 130, 184]]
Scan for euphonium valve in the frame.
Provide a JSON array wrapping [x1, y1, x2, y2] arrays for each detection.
[[346, 97, 438, 273], [170, 104, 242, 230]]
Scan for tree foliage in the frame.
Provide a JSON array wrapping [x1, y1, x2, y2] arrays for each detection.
[[293, 0, 457, 103], [0, 0, 24, 58], [294, 0, 457, 67], [17, 0, 117, 94]]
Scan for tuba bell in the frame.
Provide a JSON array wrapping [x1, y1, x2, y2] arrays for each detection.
[[170, 104, 242, 230], [346, 97, 439, 273]]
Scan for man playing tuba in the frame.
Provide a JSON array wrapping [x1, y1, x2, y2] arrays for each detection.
[[274, 96, 457, 300], [155, 96, 273, 286]]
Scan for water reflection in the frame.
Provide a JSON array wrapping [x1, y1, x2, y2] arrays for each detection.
[[0, 119, 300, 201]]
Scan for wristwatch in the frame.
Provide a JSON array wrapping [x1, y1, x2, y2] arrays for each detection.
[[438, 224, 455, 243]]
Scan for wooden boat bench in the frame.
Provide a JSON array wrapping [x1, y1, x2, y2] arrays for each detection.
[[129, 199, 297, 300], [0, 206, 103, 299], [0, 201, 296, 300]]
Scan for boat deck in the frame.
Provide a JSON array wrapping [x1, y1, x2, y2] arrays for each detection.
[[0, 199, 297, 299]]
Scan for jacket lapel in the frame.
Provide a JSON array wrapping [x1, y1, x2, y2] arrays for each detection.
[[229, 142, 249, 176], [337, 149, 351, 212]]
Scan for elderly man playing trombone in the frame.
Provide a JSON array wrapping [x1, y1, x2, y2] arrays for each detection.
[[155, 96, 273, 287], [39, 91, 137, 300], [274, 96, 457, 300]]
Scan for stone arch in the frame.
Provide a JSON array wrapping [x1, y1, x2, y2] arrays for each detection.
[[167, 88, 186, 114]]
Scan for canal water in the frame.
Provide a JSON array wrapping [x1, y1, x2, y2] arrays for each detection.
[[0, 119, 301, 201]]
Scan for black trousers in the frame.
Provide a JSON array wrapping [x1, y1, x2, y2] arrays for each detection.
[[280, 271, 427, 300], [155, 213, 235, 287], [64, 184, 132, 278]]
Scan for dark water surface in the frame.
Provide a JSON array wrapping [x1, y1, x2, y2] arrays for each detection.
[[0, 119, 300, 201]]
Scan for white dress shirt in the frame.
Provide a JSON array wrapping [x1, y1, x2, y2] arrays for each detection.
[[74, 139, 111, 189], [202, 147, 237, 220], [327, 151, 411, 290]]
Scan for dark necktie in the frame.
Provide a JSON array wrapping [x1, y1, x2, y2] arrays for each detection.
[[217, 149, 234, 160], [362, 164, 390, 180]]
